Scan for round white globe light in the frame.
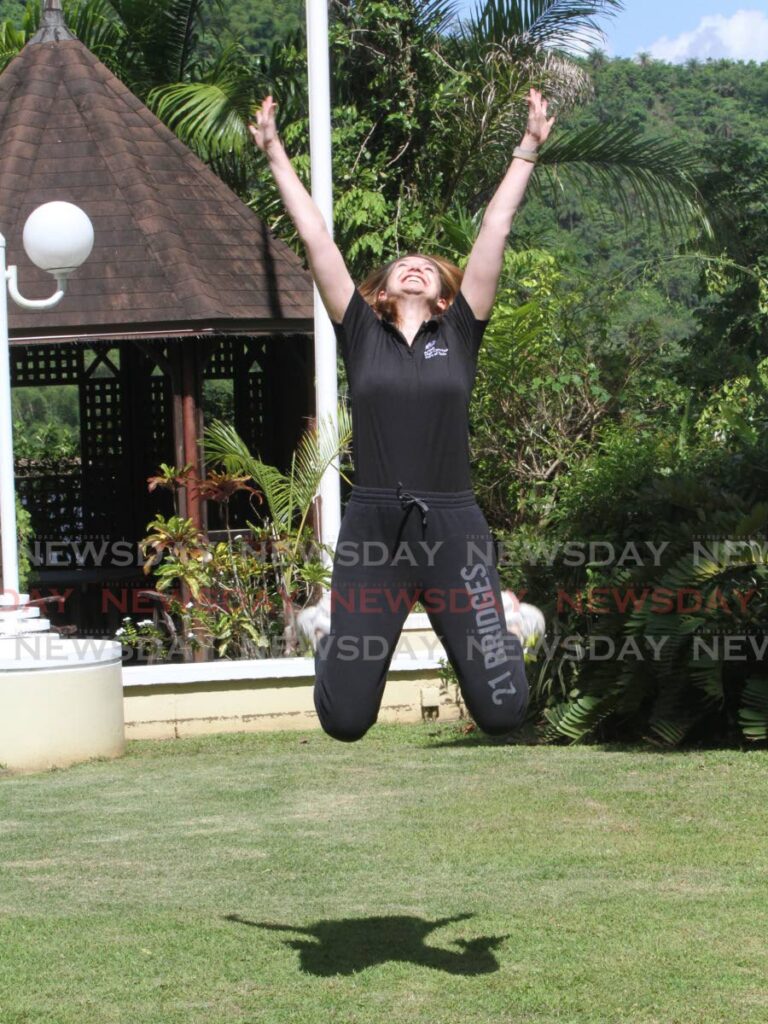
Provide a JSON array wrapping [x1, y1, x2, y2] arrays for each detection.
[[22, 201, 94, 275]]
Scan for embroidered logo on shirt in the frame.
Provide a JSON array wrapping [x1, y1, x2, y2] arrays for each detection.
[[424, 338, 448, 359]]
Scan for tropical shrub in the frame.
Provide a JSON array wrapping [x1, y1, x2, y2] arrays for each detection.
[[525, 366, 768, 747], [120, 407, 352, 661]]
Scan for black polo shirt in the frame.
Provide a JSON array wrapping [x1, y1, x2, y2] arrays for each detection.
[[332, 287, 489, 491]]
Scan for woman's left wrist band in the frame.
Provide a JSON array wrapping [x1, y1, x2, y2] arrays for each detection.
[[513, 146, 539, 163]]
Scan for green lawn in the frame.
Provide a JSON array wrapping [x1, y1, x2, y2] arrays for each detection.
[[1, 723, 767, 1024]]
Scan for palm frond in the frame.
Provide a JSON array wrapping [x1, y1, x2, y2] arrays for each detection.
[[537, 118, 712, 244], [437, 205, 484, 259], [66, 0, 127, 75], [21, 0, 41, 35], [646, 673, 701, 747], [202, 420, 290, 527], [647, 716, 694, 748], [107, 0, 204, 88], [290, 407, 354, 526], [414, 0, 463, 35], [462, 0, 623, 52], [203, 407, 353, 535], [543, 692, 617, 742], [148, 44, 257, 158], [688, 655, 725, 707], [435, 40, 592, 178], [161, 0, 203, 80], [0, 20, 26, 72]]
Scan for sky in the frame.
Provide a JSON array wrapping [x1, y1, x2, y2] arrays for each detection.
[[455, 1, 768, 62]]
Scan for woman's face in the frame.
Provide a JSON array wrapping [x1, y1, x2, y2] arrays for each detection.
[[379, 255, 447, 311]]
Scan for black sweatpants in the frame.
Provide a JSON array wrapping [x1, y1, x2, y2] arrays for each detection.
[[314, 484, 529, 741]]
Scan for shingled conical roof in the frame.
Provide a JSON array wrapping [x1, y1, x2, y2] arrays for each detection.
[[0, 8, 313, 341]]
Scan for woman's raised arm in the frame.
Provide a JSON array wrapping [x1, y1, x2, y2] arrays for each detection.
[[461, 89, 556, 321], [249, 96, 355, 324]]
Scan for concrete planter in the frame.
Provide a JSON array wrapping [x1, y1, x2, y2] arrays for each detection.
[[0, 635, 124, 774]]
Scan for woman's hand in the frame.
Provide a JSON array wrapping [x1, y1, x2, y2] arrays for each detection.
[[521, 87, 556, 149], [249, 95, 279, 153]]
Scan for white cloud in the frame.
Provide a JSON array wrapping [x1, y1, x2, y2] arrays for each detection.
[[644, 9, 768, 62]]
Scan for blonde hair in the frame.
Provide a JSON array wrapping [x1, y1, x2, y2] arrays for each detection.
[[358, 253, 463, 327]]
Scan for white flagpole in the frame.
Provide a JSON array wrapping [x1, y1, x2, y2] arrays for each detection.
[[306, 0, 341, 562]]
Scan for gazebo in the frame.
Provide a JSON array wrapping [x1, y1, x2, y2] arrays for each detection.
[[0, 1, 315, 638]]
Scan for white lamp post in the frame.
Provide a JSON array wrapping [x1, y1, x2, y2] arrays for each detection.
[[306, 0, 341, 565], [0, 200, 94, 631]]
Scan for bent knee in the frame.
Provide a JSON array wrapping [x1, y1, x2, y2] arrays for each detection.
[[321, 723, 370, 743], [472, 681, 529, 736], [317, 712, 374, 743], [314, 689, 375, 743], [475, 709, 527, 736]]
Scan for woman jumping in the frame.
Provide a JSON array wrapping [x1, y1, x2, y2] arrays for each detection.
[[250, 89, 555, 740]]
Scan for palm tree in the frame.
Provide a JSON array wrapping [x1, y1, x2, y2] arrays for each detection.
[[203, 406, 353, 653]]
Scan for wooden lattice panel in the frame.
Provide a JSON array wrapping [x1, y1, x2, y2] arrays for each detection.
[[247, 362, 265, 430], [238, 338, 267, 456], [10, 343, 81, 387], [81, 378, 122, 456], [204, 339, 236, 380], [80, 373, 127, 535], [146, 376, 169, 466]]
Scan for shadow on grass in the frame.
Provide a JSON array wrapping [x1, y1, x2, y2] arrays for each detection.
[[225, 911, 507, 975], [423, 723, 539, 749]]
